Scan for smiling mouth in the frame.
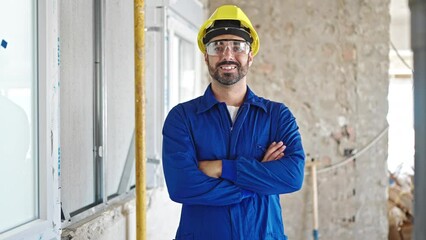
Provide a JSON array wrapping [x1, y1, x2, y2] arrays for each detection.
[[220, 66, 237, 70]]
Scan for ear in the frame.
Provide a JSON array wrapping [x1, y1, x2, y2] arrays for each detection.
[[204, 53, 209, 64], [248, 51, 254, 67]]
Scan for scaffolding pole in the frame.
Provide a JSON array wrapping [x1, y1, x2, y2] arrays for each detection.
[[134, 0, 146, 239], [411, 0, 426, 239]]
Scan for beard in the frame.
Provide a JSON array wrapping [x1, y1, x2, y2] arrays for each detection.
[[208, 59, 249, 86]]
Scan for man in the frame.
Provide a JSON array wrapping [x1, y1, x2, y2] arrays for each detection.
[[162, 5, 305, 240]]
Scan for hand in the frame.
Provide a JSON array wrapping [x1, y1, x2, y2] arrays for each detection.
[[198, 160, 222, 178], [262, 141, 286, 162]]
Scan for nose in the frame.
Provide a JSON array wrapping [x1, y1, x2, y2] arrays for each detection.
[[221, 45, 235, 60]]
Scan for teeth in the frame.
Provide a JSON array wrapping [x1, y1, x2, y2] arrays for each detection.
[[221, 66, 236, 70]]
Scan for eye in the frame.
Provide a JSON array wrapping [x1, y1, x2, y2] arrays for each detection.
[[233, 42, 247, 53], [213, 46, 224, 52], [233, 46, 243, 52]]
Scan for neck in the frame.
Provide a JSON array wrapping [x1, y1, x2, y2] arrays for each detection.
[[211, 78, 247, 107]]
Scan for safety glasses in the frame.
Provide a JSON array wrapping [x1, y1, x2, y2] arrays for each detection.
[[205, 40, 251, 56]]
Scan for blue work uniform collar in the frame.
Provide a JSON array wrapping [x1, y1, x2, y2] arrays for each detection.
[[197, 84, 267, 114]]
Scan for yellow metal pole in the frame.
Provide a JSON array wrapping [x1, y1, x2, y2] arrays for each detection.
[[134, 0, 146, 239]]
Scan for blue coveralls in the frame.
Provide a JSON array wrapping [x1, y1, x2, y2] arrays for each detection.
[[162, 84, 305, 240]]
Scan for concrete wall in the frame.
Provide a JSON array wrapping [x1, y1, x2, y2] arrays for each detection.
[[207, 1, 390, 239]]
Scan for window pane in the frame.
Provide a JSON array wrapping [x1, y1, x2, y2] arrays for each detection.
[[105, 0, 135, 197], [168, 35, 180, 109], [179, 39, 196, 103], [167, 34, 199, 111], [387, 78, 414, 174], [0, 0, 38, 233], [60, 0, 96, 214]]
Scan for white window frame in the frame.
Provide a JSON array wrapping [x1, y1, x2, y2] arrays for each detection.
[[166, 11, 202, 112], [144, 0, 203, 189], [145, 3, 166, 189], [0, 0, 60, 239]]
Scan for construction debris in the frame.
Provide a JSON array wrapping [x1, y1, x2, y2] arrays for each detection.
[[388, 172, 414, 240]]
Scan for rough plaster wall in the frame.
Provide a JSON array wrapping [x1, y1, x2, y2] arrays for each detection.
[[62, 200, 136, 240], [208, 1, 390, 239]]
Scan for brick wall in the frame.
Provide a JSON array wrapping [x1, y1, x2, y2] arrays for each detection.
[[208, 1, 390, 239]]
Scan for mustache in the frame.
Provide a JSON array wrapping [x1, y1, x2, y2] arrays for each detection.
[[216, 61, 240, 68]]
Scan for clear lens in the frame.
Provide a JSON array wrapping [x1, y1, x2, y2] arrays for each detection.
[[206, 40, 250, 56]]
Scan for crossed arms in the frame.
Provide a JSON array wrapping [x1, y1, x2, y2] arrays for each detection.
[[162, 104, 305, 206], [198, 141, 287, 178]]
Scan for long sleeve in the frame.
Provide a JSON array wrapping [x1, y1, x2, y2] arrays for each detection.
[[221, 104, 305, 195], [162, 105, 251, 206]]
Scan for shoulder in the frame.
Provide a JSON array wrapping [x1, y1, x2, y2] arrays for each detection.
[[165, 96, 203, 120], [255, 96, 291, 115]]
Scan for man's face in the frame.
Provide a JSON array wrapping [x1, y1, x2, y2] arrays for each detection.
[[205, 34, 253, 86]]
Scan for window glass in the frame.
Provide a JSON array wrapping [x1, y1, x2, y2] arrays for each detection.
[[168, 35, 198, 109], [60, 0, 96, 215], [179, 38, 196, 103], [387, 77, 414, 174], [168, 35, 180, 109], [105, 0, 135, 197], [0, 0, 38, 233]]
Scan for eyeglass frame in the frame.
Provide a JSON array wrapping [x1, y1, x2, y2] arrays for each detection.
[[205, 39, 251, 56]]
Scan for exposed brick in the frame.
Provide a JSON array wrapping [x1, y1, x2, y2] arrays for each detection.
[[209, 0, 389, 239]]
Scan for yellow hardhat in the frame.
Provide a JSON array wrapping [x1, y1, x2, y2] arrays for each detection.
[[197, 5, 260, 56]]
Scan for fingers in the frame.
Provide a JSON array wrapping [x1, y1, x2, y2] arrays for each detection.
[[262, 141, 286, 162], [274, 151, 285, 160], [262, 142, 278, 161], [269, 144, 286, 161]]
